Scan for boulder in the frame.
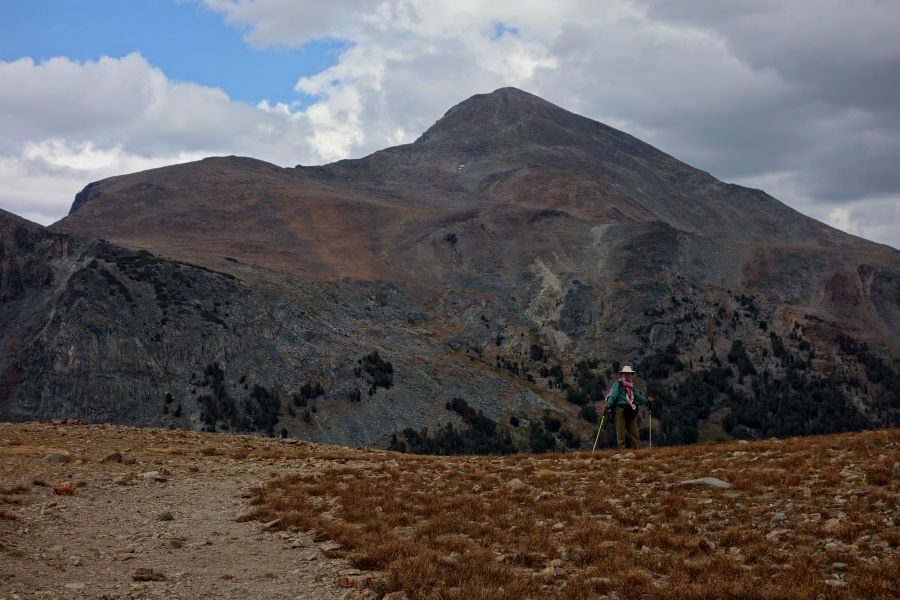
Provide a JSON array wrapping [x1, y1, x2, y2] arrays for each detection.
[[678, 477, 734, 490], [53, 481, 77, 496], [42, 453, 71, 464]]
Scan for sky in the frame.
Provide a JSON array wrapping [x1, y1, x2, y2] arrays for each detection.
[[1, 0, 899, 250]]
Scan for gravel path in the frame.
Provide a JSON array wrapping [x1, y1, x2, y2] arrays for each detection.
[[0, 422, 371, 600]]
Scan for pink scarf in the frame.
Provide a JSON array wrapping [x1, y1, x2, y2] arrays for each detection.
[[619, 378, 636, 409]]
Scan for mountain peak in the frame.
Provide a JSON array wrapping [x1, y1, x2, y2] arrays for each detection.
[[415, 87, 589, 146], [8, 88, 900, 456]]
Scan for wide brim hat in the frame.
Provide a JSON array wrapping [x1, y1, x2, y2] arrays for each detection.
[[620, 365, 635, 374]]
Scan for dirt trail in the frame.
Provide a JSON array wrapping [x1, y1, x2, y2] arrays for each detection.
[[0, 421, 370, 600]]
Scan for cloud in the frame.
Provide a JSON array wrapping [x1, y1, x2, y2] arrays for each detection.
[[0, 52, 319, 224], [632, 0, 900, 202], [1, 0, 898, 250]]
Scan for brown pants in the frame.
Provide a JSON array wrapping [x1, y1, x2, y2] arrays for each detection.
[[615, 408, 640, 450]]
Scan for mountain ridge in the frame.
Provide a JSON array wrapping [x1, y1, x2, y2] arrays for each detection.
[[2, 88, 898, 446]]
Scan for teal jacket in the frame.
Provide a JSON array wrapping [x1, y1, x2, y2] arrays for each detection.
[[605, 380, 650, 408]]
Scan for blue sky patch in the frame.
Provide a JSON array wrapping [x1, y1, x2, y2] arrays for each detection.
[[0, 0, 343, 107], [490, 22, 520, 40]]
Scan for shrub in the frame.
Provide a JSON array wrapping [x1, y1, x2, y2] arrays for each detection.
[[361, 350, 393, 393]]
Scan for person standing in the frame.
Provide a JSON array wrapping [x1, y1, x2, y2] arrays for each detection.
[[604, 366, 654, 450]]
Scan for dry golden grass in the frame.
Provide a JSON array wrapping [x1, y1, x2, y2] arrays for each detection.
[[241, 430, 900, 600], [2, 421, 897, 599]]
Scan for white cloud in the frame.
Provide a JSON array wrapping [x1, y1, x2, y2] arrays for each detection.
[[0, 52, 320, 225]]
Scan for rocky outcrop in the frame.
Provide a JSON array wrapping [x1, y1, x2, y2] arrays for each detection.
[[1, 210, 555, 446]]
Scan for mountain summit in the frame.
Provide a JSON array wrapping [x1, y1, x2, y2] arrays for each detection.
[[300, 87, 872, 249], [56, 88, 879, 281], [2, 88, 897, 446]]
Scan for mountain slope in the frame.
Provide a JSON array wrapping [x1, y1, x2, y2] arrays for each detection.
[[319, 87, 872, 249], [54, 88, 886, 282], [1, 88, 897, 445]]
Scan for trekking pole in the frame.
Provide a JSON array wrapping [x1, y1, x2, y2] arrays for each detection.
[[592, 411, 608, 453], [649, 410, 652, 449]]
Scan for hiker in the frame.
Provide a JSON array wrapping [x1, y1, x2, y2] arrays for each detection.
[[604, 366, 654, 450]]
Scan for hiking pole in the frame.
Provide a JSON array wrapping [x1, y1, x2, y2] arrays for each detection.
[[592, 410, 608, 453], [649, 410, 652, 449]]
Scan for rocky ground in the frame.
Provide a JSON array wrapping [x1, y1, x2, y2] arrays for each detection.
[[3, 420, 899, 600], [0, 421, 379, 600]]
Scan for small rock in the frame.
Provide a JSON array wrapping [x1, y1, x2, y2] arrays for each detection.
[[42, 453, 71, 464], [103, 452, 123, 463], [506, 478, 525, 489], [114, 473, 135, 485], [53, 482, 77, 496], [771, 513, 788, 523], [133, 571, 166, 582], [679, 477, 734, 490], [383, 592, 410, 600], [158, 511, 174, 521], [262, 518, 281, 530], [114, 553, 137, 561], [318, 542, 343, 552], [832, 562, 848, 571], [698, 538, 716, 552], [824, 518, 842, 531], [63, 583, 85, 590], [336, 574, 375, 588]]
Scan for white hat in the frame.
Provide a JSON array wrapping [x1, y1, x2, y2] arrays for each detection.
[[620, 365, 635, 374]]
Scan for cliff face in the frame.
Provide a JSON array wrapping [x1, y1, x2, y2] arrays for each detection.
[[3, 88, 899, 446], [1, 209, 555, 446]]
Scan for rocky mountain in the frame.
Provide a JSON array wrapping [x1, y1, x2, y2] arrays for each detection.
[[3, 88, 899, 448]]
